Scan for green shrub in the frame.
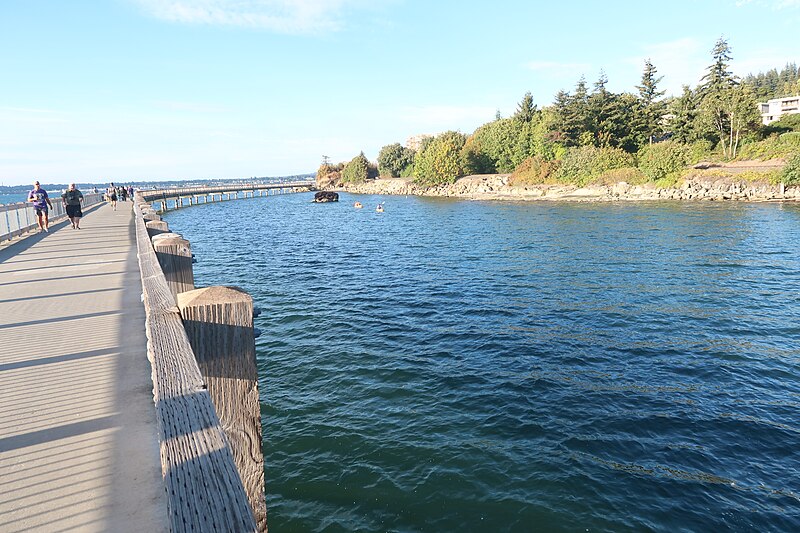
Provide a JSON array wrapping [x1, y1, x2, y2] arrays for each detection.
[[508, 156, 561, 186], [782, 152, 800, 186], [736, 134, 800, 160], [592, 166, 648, 186], [554, 146, 634, 186], [653, 173, 682, 189], [764, 113, 800, 135], [780, 131, 800, 147], [399, 164, 414, 178], [735, 169, 784, 185], [342, 152, 370, 183], [461, 137, 496, 175], [413, 131, 467, 186], [687, 140, 714, 164], [637, 141, 690, 181]]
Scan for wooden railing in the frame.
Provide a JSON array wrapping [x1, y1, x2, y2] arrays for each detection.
[[0, 192, 105, 242], [134, 193, 266, 532], [140, 181, 315, 209]]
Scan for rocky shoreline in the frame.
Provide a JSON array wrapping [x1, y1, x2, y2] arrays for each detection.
[[325, 173, 800, 202]]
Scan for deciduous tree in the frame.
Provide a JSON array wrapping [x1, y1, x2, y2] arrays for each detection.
[[377, 143, 415, 177], [413, 131, 467, 186]]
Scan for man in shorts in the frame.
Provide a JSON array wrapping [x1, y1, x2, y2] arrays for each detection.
[[62, 183, 84, 229], [27, 180, 54, 233]]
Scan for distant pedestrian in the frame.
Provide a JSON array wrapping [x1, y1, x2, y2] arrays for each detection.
[[62, 183, 84, 229], [127, 185, 134, 198], [27, 180, 53, 233], [107, 183, 118, 210], [120, 186, 128, 202]]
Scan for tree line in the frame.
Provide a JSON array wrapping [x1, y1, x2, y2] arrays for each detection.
[[319, 37, 800, 188]]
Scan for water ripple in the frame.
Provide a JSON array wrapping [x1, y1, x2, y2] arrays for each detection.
[[166, 194, 800, 532]]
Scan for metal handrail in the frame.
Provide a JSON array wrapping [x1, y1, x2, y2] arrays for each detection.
[[0, 192, 106, 242]]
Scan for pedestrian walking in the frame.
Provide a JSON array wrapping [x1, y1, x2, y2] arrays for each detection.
[[107, 183, 118, 210], [27, 180, 53, 233], [62, 183, 84, 229]]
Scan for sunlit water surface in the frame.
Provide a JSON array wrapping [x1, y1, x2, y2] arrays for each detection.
[[164, 192, 800, 532]]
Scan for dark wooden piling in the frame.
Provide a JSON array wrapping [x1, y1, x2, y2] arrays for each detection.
[[177, 286, 267, 531], [146, 220, 170, 238], [152, 233, 194, 298]]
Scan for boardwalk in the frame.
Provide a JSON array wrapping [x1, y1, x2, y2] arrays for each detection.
[[0, 202, 168, 532]]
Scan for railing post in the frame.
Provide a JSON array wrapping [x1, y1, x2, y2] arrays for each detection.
[[152, 233, 194, 299], [146, 220, 169, 238], [176, 286, 267, 531]]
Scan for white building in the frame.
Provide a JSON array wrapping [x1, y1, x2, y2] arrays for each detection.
[[758, 95, 800, 125], [406, 134, 434, 152]]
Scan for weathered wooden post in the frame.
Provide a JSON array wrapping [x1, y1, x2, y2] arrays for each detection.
[[145, 220, 169, 238], [152, 233, 194, 299], [177, 286, 267, 531]]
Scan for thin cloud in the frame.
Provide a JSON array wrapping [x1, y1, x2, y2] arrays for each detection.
[[130, 0, 388, 34]]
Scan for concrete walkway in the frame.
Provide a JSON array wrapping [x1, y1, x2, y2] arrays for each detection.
[[0, 202, 168, 532]]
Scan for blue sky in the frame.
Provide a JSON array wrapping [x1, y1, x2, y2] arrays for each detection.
[[1, 0, 799, 185]]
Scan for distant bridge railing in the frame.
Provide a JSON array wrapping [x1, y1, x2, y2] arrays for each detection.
[[140, 181, 315, 211], [0, 192, 105, 242]]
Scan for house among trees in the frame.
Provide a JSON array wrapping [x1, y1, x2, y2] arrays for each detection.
[[759, 95, 800, 124], [406, 134, 433, 151]]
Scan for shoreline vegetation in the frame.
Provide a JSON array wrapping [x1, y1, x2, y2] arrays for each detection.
[[328, 163, 800, 203], [317, 38, 800, 201]]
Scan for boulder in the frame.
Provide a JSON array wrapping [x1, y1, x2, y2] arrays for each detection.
[[313, 191, 339, 203]]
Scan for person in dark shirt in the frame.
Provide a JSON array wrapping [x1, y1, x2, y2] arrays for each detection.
[[62, 183, 84, 229]]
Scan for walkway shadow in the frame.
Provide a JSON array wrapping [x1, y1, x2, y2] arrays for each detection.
[[0, 202, 104, 264]]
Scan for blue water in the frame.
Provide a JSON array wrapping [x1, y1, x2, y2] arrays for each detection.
[[164, 193, 800, 532], [0, 193, 27, 204]]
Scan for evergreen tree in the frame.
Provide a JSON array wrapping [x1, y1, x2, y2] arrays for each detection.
[[668, 85, 699, 144], [514, 92, 537, 123], [553, 77, 591, 147], [636, 59, 666, 144], [744, 62, 800, 100], [588, 71, 614, 147], [699, 37, 736, 96], [342, 152, 371, 183]]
